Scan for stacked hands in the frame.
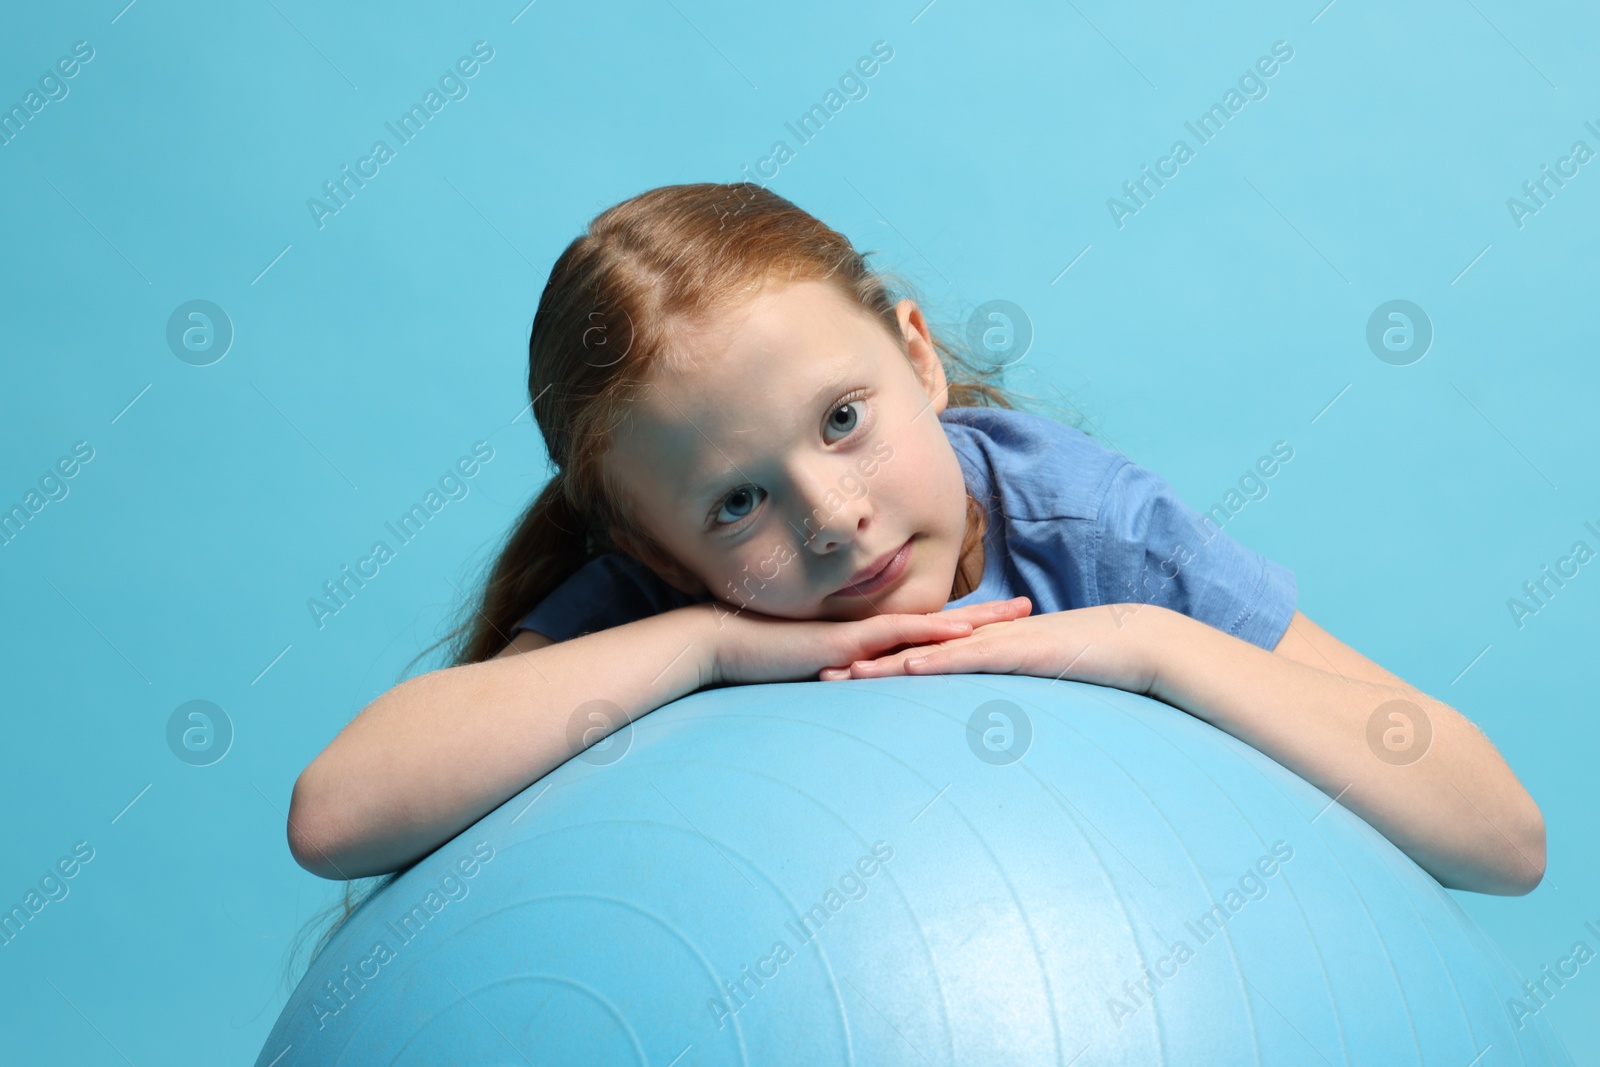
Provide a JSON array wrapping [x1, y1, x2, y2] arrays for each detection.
[[708, 597, 1165, 697]]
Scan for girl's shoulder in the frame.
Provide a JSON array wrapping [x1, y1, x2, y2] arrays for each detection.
[[513, 551, 708, 642], [938, 405, 1134, 523]]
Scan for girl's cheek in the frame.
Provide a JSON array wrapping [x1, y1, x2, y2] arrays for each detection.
[[719, 564, 759, 607], [756, 554, 781, 580], [718, 546, 791, 608]]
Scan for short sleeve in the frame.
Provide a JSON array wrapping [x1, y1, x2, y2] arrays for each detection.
[[1093, 459, 1297, 651], [512, 553, 707, 643]]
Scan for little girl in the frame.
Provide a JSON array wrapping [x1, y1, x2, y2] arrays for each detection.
[[287, 183, 1544, 927]]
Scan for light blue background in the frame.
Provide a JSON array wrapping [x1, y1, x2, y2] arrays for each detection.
[[2, 0, 1596, 1062]]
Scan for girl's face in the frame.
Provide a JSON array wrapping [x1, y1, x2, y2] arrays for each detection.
[[601, 278, 975, 622]]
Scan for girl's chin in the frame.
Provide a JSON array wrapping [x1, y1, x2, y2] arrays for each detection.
[[865, 580, 947, 619]]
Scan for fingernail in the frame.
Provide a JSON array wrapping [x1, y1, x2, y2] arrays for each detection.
[[906, 656, 928, 668]]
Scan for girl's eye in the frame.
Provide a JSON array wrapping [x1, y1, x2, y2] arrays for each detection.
[[825, 398, 864, 442], [714, 485, 766, 527], [710, 394, 867, 529]]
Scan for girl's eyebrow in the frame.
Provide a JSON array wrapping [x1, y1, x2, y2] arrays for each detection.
[[807, 365, 852, 408]]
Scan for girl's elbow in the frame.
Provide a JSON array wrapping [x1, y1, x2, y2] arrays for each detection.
[[1502, 800, 1547, 896], [287, 764, 354, 880], [1464, 798, 1546, 896]]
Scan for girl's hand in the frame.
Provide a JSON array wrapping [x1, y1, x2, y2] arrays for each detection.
[[707, 597, 1034, 687], [822, 602, 1164, 696]]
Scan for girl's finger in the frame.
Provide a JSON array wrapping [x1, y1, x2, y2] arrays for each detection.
[[836, 609, 998, 676], [907, 641, 1017, 674], [903, 649, 955, 672], [848, 640, 949, 677], [933, 597, 1032, 628], [871, 614, 971, 651], [939, 597, 1025, 618]]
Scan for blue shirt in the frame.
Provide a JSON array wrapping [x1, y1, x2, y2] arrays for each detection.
[[512, 405, 1297, 650]]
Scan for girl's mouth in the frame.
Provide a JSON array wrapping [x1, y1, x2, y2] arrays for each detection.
[[832, 536, 914, 598]]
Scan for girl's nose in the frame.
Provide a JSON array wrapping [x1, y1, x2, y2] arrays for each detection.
[[795, 470, 871, 555], [805, 510, 869, 555]]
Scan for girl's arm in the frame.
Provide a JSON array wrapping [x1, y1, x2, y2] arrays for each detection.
[[286, 603, 723, 880], [838, 602, 1545, 896], [1144, 607, 1546, 896], [287, 598, 1015, 879]]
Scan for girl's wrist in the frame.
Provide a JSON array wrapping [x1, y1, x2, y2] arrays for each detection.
[[683, 600, 737, 688], [1102, 602, 1181, 699]]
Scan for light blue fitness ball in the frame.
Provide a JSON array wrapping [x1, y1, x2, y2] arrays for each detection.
[[259, 675, 1569, 1065]]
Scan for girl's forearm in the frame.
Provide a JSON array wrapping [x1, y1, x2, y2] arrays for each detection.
[[1143, 609, 1545, 895], [287, 603, 721, 880]]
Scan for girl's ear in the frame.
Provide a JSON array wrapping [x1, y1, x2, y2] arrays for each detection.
[[607, 524, 710, 597], [895, 299, 948, 413]]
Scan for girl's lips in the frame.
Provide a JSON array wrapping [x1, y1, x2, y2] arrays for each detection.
[[833, 537, 914, 597]]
